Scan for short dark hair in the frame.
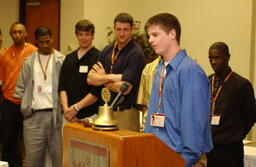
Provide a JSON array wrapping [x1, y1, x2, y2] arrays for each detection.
[[145, 13, 181, 44], [114, 12, 134, 27], [75, 20, 95, 35], [34, 26, 52, 40], [10, 22, 26, 31], [209, 42, 230, 56]]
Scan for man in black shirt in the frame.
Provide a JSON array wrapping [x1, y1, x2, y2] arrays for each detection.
[[87, 13, 145, 132], [59, 20, 100, 122], [206, 42, 256, 167]]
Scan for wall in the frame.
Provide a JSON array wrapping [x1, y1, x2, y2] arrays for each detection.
[[0, 0, 19, 48], [60, 0, 85, 54], [60, 0, 129, 53], [84, 0, 128, 50], [129, 0, 252, 77], [60, 0, 253, 77], [250, 0, 256, 141]]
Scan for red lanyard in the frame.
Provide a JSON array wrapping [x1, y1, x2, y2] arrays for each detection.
[[211, 71, 233, 115], [110, 42, 120, 72], [157, 64, 166, 112]]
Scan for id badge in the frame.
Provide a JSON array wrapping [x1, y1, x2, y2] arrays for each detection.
[[79, 65, 88, 73], [211, 115, 220, 125], [37, 85, 52, 94], [150, 113, 165, 127]]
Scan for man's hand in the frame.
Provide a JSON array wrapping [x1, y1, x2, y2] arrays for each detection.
[[64, 106, 78, 122], [91, 62, 106, 75], [87, 62, 122, 86], [104, 81, 133, 94]]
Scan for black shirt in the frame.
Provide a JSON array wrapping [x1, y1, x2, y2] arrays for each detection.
[[209, 67, 256, 146], [98, 40, 145, 106], [58, 47, 100, 118]]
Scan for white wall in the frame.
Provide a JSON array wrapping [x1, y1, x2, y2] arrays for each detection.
[[60, 0, 129, 53], [60, 0, 253, 78], [250, 0, 256, 141], [84, 0, 129, 50], [128, 0, 252, 77], [0, 0, 19, 48], [60, 0, 85, 54]]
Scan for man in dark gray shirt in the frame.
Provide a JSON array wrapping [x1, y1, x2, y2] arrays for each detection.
[[87, 13, 145, 131]]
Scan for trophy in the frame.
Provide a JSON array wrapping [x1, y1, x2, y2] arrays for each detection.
[[92, 87, 118, 130]]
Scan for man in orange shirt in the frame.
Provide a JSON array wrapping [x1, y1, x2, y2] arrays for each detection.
[[0, 22, 36, 167]]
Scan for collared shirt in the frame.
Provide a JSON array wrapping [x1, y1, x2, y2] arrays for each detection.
[[0, 43, 37, 104], [145, 49, 213, 167], [58, 47, 100, 118], [99, 40, 145, 106], [209, 67, 256, 146]]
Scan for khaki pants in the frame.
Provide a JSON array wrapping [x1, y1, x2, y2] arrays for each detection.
[[194, 154, 206, 167], [113, 108, 140, 132]]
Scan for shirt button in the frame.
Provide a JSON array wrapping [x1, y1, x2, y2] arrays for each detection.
[[156, 128, 159, 131]]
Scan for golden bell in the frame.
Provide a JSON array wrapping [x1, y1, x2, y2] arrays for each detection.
[[92, 105, 118, 131]]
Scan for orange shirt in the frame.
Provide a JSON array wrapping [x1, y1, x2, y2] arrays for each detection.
[[0, 42, 37, 104]]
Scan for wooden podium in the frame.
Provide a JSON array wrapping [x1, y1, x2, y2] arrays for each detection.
[[63, 123, 185, 167]]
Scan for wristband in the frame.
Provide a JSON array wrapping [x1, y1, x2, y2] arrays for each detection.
[[74, 104, 80, 112]]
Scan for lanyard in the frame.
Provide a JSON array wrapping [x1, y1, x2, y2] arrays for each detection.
[[157, 64, 166, 113], [156, 49, 181, 113], [110, 42, 121, 73], [211, 71, 233, 115], [38, 52, 52, 80]]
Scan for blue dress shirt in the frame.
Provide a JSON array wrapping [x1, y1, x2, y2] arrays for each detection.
[[145, 50, 213, 167]]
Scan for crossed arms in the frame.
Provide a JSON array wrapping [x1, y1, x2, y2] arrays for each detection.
[[87, 62, 132, 95]]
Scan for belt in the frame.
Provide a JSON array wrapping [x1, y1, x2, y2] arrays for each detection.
[[31, 108, 53, 113], [113, 105, 133, 112]]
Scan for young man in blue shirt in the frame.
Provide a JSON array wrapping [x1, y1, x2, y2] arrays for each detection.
[[144, 13, 213, 167]]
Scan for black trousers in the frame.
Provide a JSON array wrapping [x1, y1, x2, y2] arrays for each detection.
[[206, 142, 244, 167], [0, 99, 23, 167]]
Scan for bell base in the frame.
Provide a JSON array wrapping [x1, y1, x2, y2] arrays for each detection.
[[92, 124, 118, 131]]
